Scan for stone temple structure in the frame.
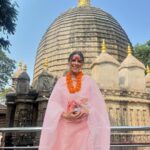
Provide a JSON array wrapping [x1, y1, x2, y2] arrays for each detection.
[[4, 0, 150, 150], [33, 0, 131, 81]]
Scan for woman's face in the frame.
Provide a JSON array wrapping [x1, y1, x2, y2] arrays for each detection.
[[69, 54, 83, 74]]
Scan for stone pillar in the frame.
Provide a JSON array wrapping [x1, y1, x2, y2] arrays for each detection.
[[35, 70, 56, 145], [12, 71, 37, 147], [35, 71, 56, 125], [13, 99, 35, 146], [5, 93, 16, 148]]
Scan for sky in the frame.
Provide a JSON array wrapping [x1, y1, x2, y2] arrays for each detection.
[[9, 0, 150, 81]]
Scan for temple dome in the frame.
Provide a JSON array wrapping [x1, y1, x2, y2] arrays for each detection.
[[18, 72, 30, 81], [91, 47, 120, 89], [33, 6, 131, 81], [91, 52, 120, 68], [119, 49, 145, 91], [119, 55, 145, 70]]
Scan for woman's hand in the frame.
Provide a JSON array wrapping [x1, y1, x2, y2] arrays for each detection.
[[62, 111, 82, 120], [62, 107, 89, 121]]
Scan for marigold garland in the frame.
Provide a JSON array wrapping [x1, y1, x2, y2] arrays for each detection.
[[66, 71, 83, 93]]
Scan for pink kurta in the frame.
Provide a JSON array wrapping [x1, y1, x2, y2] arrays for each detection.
[[39, 75, 110, 150]]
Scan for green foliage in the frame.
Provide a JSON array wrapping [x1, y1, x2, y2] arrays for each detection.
[[0, 50, 15, 91], [134, 40, 150, 67], [0, 0, 18, 51], [0, 87, 11, 103], [0, 0, 18, 90]]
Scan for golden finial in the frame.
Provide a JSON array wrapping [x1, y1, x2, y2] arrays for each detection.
[[78, 0, 90, 7], [23, 64, 27, 72], [146, 65, 150, 75], [44, 57, 48, 69], [127, 44, 132, 56], [17, 62, 23, 71], [18, 62, 22, 67], [101, 39, 106, 53]]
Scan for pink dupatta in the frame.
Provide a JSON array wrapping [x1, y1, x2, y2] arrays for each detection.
[[39, 75, 110, 150]]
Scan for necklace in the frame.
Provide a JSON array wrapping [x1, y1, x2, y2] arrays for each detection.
[[66, 71, 83, 93]]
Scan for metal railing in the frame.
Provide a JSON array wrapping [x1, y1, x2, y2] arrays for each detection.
[[0, 126, 150, 149]]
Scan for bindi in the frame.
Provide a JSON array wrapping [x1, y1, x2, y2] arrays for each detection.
[[72, 55, 81, 61]]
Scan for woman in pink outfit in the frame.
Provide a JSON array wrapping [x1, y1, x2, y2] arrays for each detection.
[[39, 51, 110, 150]]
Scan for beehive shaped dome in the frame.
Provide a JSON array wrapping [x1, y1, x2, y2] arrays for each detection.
[[33, 5, 131, 81]]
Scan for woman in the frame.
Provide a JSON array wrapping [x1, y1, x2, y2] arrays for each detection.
[[39, 51, 110, 150]]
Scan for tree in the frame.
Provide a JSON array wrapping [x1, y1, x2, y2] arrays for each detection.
[[0, 88, 11, 104], [134, 40, 150, 67], [0, 0, 18, 91], [0, 50, 15, 91]]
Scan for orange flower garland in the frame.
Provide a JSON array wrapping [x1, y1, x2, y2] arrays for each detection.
[[66, 71, 83, 93]]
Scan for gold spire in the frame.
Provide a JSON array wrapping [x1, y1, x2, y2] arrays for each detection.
[[127, 44, 132, 56], [44, 57, 49, 69], [23, 64, 27, 72], [12, 62, 23, 78], [18, 62, 23, 71], [18, 62, 22, 68], [146, 65, 150, 75], [78, 0, 90, 7], [101, 39, 106, 53]]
